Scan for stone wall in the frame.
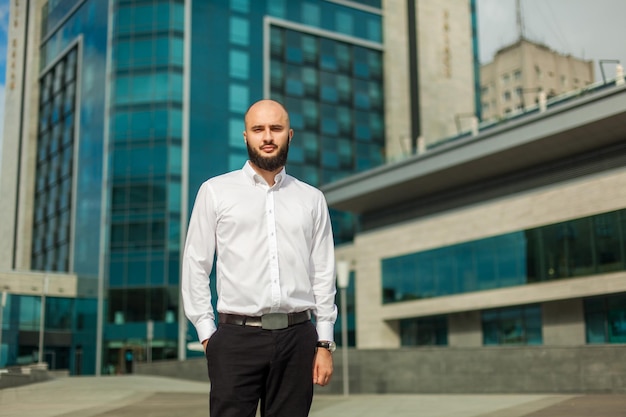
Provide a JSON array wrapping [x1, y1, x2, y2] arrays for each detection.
[[135, 346, 626, 394]]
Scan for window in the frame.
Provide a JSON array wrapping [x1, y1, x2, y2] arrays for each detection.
[[514, 70, 522, 80], [503, 91, 511, 101], [32, 45, 78, 272], [229, 17, 249, 46], [382, 209, 626, 304], [585, 293, 626, 344], [502, 73, 510, 84], [400, 316, 448, 346], [229, 50, 249, 79], [482, 305, 542, 345]]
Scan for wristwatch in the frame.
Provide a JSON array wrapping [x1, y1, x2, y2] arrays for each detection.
[[316, 340, 336, 353]]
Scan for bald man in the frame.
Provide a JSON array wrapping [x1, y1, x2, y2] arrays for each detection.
[[182, 99, 337, 417]]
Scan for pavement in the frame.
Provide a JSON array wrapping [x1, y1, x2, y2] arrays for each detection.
[[0, 375, 625, 417]]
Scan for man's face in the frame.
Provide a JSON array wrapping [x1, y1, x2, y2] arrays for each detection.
[[244, 101, 293, 172]]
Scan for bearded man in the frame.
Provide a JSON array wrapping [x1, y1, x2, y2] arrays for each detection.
[[182, 99, 337, 417]]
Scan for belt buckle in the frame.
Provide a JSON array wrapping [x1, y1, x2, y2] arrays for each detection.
[[261, 313, 289, 330]]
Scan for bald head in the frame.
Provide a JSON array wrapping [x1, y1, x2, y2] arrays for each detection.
[[244, 99, 290, 130]]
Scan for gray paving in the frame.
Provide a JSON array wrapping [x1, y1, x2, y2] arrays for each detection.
[[0, 375, 624, 417]]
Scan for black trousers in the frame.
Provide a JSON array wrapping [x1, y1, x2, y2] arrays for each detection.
[[205, 320, 318, 417]]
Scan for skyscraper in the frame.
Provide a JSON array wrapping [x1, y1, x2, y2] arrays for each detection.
[[0, 0, 477, 375]]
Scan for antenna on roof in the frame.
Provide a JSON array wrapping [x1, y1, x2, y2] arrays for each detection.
[[516, 0, 525, 40]]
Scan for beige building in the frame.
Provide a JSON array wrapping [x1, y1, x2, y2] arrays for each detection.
[[480, 38, 594, 121], [383, 0, 477, 160], [320, 83, 626, 392]]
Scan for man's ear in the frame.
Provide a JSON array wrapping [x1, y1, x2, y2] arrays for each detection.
[[289, 129, 293, 143], [243, 131, 247, 144]]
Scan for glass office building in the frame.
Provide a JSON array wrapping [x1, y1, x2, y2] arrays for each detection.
[[1, 0, 384, 374]]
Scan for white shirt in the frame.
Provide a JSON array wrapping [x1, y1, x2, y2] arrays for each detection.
[[181, 161, 337, 343]]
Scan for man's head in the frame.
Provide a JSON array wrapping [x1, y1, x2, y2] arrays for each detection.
[[243, 99, 293, 173]]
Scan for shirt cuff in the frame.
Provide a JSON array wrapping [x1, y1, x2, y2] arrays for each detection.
[[196, 320, 217, 343], [315, 320, 335, 342]]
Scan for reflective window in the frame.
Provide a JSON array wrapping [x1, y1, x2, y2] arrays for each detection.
[[108, 287, 178, 324], [267, 0, 287, 18], [335, 11, 353, 35], [400, 316, 448, 346], [302, 3, 321, 27], [230, 16, 249, 46], [585, 293, 626, 344], [32, 46, 78, 272], [229, 50, 249, 80], [46, 297, 73, 330], [383, 210, 626, 304], [482, 305, 542, 345], [229, 84, 249, 113], [229, 118, 245, 149], [230, 0, 249, 13]]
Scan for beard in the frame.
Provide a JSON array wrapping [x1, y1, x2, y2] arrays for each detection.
[[247, 141, 289, 172]]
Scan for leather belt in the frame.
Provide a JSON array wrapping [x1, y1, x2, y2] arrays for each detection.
[[218, 311, 311, 330]]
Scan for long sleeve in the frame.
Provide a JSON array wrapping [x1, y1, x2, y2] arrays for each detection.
[[310, 193, 337, 341], [181, 182, 217, 342]]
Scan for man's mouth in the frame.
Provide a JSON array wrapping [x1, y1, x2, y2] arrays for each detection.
[[261, 145, 276, 153]]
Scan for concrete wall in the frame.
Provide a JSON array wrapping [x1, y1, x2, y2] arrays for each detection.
[[136, 346, 626, 394]]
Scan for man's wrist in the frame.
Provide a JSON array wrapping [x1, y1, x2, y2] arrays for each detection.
[[316, 340, 336, 353]]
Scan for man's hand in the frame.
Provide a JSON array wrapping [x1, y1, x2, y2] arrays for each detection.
[[313, 347, 333, 386], [202, 339, 209, 352]]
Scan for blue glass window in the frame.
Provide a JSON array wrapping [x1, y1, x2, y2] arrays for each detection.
[[229, 118, 245, 149], [585, 293, 626, 344], [367, 18, 382, 43], [335, 11, 354, 36], [172, 3, 185, 31], [230, 0, 250, 13], [302, 2, 321, 27], [229, 84, 249, 113], [482, 305, 542, 345], [229, 50, 249, 80], [230, 16, 249, 46], [174, 35, 191, 67], [267, 0, 287, 18]]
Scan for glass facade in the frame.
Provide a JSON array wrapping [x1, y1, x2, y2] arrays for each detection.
[[32, 46, 78, 272], [0, 293, 96, 372], [382, 209, 626, 304], [105, 0, 184, 372], [15, 0, 109, 374], [584, 293, 626, 344]]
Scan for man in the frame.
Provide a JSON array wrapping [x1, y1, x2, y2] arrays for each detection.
[[181, 99, 337, 417]]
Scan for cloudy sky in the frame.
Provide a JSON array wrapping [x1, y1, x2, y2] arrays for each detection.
[[477, 0, 626, 81], [0, 0, 625, 156]]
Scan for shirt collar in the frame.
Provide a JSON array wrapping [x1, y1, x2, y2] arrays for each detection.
[[242, 161, 287, 188]]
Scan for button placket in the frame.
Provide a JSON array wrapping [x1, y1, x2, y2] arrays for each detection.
[[266, 189, 281, 312]]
